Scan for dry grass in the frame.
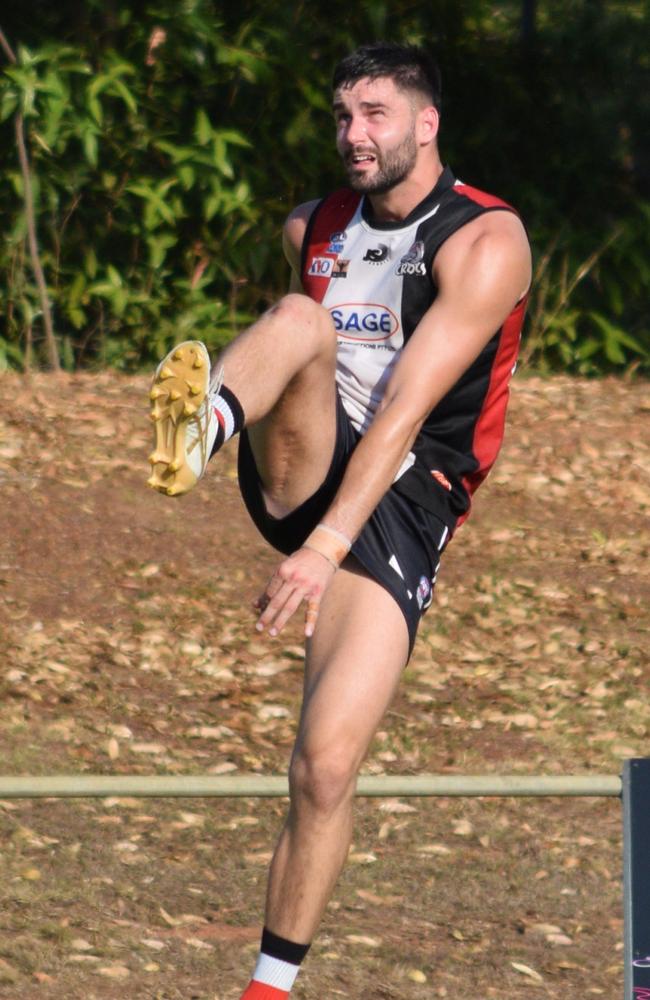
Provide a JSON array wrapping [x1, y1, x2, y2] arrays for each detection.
[[0, 371, 648, 998]]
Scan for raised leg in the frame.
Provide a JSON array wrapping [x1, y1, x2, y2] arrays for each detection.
[[216, 293, 339, 515], [148, 293, 338, 506]]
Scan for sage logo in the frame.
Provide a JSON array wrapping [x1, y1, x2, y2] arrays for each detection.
[[396, 240, 426, 276], [363, 244, 390, 264], [330, 303, 399, 342]]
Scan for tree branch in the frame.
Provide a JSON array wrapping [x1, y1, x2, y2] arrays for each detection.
[[0, 24, 60, 370], [0, 25, 16, 63]]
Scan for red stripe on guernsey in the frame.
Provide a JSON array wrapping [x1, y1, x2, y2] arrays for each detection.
[[301, 189, 361, 304], [457, 293, 528, 527], [453, 183, 514, 212], [213, 407, 225, 430]]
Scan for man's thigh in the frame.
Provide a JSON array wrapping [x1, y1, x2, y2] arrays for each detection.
[[238, 391, 355, 555], [244, 331, 338, 518], [294, 558, 410, 769]]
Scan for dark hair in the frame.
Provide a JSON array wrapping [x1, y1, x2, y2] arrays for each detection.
[[332, 42, 442, 112]]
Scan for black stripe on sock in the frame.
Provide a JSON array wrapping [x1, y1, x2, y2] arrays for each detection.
[[261, 927, 311, 966], [219, 383, 245, 432]]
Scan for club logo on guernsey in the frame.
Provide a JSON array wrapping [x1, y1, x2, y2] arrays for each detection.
[[416, 575, 431, 609], [396, 240, 426, 276], [308, 256, 333, 276], [330, 303, 399, 342]]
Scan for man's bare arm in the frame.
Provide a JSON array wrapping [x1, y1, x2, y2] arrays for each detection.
[[318, 210, 531, 540], [318, 211, 531, 540], [282, 201, 320, 291]]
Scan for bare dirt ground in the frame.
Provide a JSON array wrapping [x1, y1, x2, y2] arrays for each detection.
[[0, 371, 648, 1000]]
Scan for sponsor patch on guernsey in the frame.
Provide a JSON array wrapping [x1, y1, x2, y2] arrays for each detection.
[[327, 230, 347, 253], [363, 244, 390, 264], [330, 303, 399, 341], [308, 256, 334, 276]]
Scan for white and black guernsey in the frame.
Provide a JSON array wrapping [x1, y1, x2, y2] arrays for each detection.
[[301, 165, 528, 533]]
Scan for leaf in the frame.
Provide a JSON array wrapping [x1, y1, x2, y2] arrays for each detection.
[[81, 125, 98, 166], [159, 907, 207, 928], [97, 966, 130, 979], [345, 935, 381, 948], [71, 938, 94, 952], [213, 135, 234, 178], [417, 843, 452, 855], [216, 128, 252, 148], [195, 109, 212, 145], [0, 90, 19, 123], [408, 970, 427, 983], [20, 867, 41, 880], [378, 799, 418, 814], [111, 77, 137, 114], [131, 742, 166, 754], [511, 962, 543, 982]]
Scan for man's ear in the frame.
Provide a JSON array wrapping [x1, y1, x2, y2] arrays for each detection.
[[417, 105, 440, 147]]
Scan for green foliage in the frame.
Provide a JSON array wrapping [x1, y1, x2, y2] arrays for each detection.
[[523, 208, 650, 374], [1, 0, 649, 373], [0, 8, 264, 370]]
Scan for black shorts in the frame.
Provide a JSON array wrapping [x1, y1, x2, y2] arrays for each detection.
[[237, 392, 449, 657]]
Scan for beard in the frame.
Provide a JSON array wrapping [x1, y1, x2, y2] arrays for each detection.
[[343, 127, 418, 194]]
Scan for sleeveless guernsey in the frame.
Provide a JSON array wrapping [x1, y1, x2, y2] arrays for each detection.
[[301, 166, 528, 531]]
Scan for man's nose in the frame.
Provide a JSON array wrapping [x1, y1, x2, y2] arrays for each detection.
[[345, 114, 368, 146]]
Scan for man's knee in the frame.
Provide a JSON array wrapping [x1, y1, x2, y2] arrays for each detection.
[[269, 294, 335, 355], [289, 744, 359, 817]]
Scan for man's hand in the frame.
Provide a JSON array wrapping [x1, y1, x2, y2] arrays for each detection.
[[254, 547, 337, 638]]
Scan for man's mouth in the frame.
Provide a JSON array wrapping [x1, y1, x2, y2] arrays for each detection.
[[348, 150, 376, 166]]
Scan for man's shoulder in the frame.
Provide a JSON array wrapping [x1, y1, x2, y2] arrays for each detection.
[[433, 194, 531, 300], [283, 199, 322, 267], [448, 178, 516, 213], [285, 189, 361, 227], [284, 190, 362, 258], [436, 174, 528, 256], [285, 198, 323, 230]]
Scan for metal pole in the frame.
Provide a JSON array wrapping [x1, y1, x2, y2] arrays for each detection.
[[0, 773, 622, 799], [623, 759, 650, 1000]]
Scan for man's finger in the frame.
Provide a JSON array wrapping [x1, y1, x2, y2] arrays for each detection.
[[267, 587, 306, 637], [256, 580, 294, 631], [265, 574, 285, 599], [254, 571, 285, 611]]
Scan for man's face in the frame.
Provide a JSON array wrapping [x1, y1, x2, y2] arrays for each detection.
[[333, 76, 422, 195]]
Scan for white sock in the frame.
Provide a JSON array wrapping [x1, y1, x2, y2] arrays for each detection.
[[252, 952, 301, 991]]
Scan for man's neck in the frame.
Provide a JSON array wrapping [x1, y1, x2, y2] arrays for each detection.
[[366, 160, 444, 223]]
